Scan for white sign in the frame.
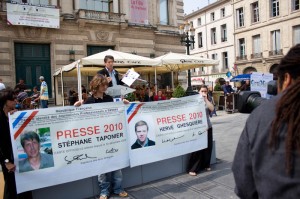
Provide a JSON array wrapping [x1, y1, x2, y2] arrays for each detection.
[[126, 95, 208, 167], [121, 69, 140, 86], [7, 3, 60, 29], [250, 72, 273, 98], [10, 103, 129, 193]]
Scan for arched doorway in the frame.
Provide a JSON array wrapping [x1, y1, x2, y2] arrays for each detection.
[[243, 67, 257, 74], [269, 63, 279, 80]]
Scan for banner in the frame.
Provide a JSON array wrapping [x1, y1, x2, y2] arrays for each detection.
[[9, 102, 129, 193], [129, 0, 148, 24], [7, 3, 60, 29], [9, 95, 208, 193], [126, 95, 208, 167], [250, 72, 273, 98]]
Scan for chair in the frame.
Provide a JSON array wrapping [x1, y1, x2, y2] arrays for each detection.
[[21, 97, 32, 110]]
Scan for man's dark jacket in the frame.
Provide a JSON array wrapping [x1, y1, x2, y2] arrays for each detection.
[[131, 139, 155, 150], [97, 68, 123, 87]]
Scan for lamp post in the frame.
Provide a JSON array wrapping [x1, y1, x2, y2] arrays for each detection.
[[179, 21, 196, 96]]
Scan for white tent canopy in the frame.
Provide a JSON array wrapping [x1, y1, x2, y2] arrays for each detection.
[[154, 52, 219, 89]]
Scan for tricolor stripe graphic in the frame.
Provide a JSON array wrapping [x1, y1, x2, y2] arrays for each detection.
[[127, 103, 144, 123], [12, 112, 26, 128], [14, 111, 39, 140]]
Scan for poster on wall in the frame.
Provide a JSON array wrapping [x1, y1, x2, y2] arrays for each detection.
[[10, 103, 129, 193], [129, 0, 149, 24], [7, 3, 60, 28], [126, 95, 208, 167]]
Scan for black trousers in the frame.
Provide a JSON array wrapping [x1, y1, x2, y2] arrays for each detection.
[[2, 165, 32, 199], [187, 127, 213, 173]]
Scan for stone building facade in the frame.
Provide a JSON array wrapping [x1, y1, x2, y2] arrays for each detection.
[[185, 0, 235, 88], [233, 0, 300, 74], [0, 0, 185, 101]]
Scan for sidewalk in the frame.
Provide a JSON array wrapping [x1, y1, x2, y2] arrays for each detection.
[[122, 112, 248, 199]]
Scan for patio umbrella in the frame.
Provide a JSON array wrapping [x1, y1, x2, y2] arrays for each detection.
[[230, 74, 251, 82], [81, 49, 160, 66], [154, 52, 219, 89]]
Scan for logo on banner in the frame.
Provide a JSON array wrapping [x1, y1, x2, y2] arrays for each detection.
[[126, 103, 145, 123]]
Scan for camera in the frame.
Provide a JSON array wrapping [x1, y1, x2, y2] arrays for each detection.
[[237, 80, 277, 113]]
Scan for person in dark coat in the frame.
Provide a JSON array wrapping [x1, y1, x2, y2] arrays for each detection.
[[0, 88, 32, 199], [97, 55, 123, 87]]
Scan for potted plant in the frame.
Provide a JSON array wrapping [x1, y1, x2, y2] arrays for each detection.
[[172, 85, 186, 98]]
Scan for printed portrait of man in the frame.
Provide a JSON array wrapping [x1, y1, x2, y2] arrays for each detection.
[[131, 120, 155, 150], [19, 131, 54, 173]]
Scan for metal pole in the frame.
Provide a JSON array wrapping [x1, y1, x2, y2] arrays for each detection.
[[185, 32, 195, 96]]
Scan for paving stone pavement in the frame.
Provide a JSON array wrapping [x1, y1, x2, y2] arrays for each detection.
[[90, 111, 249, 199]]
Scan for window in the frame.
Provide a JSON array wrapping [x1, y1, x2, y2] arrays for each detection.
[[197, 17, 202, 26], [252, 35, 261, 57], [271, 30, 281, 52], [239, 38, 245, 57], [160, 0, 169, 25], [271, 0, 279, 17], [236, 8, 244, 27], [221, 8, 225, 17], [212, 53, 218, 60], [293, 26, 300, 45], [251, 2, 259, 23], [292, 0, 300, 10], [222, 52, 228, 69], [211, 12, 215, 21], [79, 0, 109, 12], [211, 28, 216, 45], [221, 24, 227, 42], [198, 32, 203, 48], [14, 0, 50, 5]]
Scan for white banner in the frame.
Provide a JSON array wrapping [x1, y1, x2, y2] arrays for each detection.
[[9, 95, 208, 193], [126, 95, 208, 167], [9, 102, 129, 193], [7, 3, 60, 29], [250, 72, 273, 98]]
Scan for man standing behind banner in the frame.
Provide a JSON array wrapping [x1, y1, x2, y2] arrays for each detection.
[[19, 131, 54, 173], [131, 120, 155, 150], [97, 55, 124, 87]]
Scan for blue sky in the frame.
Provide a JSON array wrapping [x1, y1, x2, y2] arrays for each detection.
[[183, 0, 217, 15]]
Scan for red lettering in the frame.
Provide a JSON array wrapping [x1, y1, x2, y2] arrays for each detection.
[[56, 126, 101, 139]]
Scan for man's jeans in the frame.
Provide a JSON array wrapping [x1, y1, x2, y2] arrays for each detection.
[[98, 170, 124, 196], [40, 100, 48, 108]]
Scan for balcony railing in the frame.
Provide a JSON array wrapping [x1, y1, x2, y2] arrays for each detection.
[[78, 9, 126, 23], [251, 52, 262, 59], [221, 37, 227, 42], [236, 55, 247, 60], [269, 49, 283, 56]]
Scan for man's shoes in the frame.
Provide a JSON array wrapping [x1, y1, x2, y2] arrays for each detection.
[[118, 191, 128, 197], [99, 195, 107, 199]]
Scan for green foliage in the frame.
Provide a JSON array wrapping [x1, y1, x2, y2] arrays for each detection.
[[172, 85, 186, 98], [125, 92, 135, 102], [214, 83, 223, 91]]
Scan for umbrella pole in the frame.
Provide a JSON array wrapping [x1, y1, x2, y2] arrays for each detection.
[[155, 67, 157, 94], [60, 68, 64, 106], [77, 62, 82, 101], [171, 71, 174, 90]]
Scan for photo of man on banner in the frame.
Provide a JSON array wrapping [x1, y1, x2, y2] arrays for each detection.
[[131, 120, 156, 150], [18, 131, 54, 173]]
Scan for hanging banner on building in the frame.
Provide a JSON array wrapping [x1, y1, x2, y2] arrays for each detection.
[[129, 0, 149, 24], [126, 95, 208, 167], [250, 72, 273, 98], [9, 102, 129, 193], [7, 3, 60, 29]]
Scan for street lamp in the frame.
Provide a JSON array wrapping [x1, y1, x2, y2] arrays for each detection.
[[179, 21, 196, 96]]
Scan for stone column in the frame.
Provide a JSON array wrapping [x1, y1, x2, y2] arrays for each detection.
[[61, 0, 73, 14]]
